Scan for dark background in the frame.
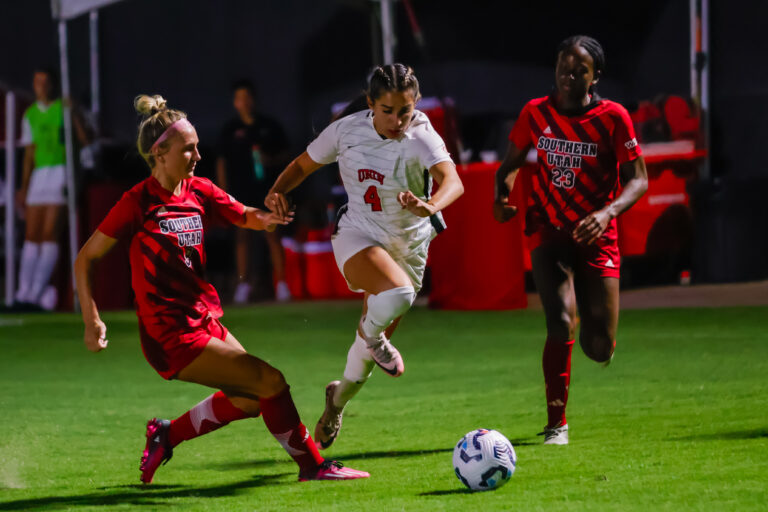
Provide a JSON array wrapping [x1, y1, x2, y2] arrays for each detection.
[[1, 0, 766, 283]]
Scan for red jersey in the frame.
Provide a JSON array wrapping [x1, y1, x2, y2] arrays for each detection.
[[98, 176, 245, 330], [509, 95, 642, 233]]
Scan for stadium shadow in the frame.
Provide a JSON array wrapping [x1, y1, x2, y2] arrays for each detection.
[[0, 473, 293, 511], [670, 428, 768, 442]]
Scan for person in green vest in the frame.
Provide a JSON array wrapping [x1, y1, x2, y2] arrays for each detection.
[[14, 68, 87, 310]]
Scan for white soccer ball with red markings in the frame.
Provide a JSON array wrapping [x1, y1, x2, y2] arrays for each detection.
[[453, 429, 517, 491]]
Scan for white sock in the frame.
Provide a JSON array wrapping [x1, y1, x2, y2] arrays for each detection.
[[334, 332, 375, 408], [28, 241, 59, 303], [361, 286, 416, 344], [15, 241, 40, 302]]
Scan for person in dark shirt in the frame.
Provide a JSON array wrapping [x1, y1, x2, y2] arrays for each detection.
[[216, 79, 291, 303]]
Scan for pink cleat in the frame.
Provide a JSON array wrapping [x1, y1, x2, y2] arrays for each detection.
[[298, 460, 370, 481], [140, 418, 173, 484]]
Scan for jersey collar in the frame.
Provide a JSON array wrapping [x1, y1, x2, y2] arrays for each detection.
[[548, 91, 603, 117]]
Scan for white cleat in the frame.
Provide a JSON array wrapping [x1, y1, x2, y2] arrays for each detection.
[[367, 336, 404, 377], [540, 424, 569, 445], [358, 316, 404, 377], [314, 381, 344, 450]]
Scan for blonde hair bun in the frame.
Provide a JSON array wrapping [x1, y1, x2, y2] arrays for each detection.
[[134, 94, 168, 116]]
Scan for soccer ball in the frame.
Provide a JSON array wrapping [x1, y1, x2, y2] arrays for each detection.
[[453, 429, 517, 491]]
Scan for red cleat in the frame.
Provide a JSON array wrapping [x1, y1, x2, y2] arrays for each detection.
[[140, 418, 173, 484], [298, 460, 370, 481]]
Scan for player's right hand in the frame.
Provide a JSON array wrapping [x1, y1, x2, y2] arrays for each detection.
[[84, 319, 108, 353], [493, 196, 518, 223], [264, 191, 290, 219], [259, 209, 295, 232]]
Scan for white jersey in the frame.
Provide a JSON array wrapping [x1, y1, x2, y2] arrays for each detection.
[[307, 109, 452, 241]]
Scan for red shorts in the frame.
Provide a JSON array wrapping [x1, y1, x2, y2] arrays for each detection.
[[527, 220, 620, 278], [138, 313, 228, 380]]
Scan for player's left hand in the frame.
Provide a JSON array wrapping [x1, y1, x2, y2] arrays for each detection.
[[397, 191, 436, 218], [264, 191, 291, 219], [573, 208, 612, 245]]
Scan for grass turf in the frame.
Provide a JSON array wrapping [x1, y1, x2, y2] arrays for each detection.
[[0, 303, 766, 511]]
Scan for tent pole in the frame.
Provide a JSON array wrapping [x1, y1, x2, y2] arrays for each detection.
[[380, 0, 395, 64], [58, 20, 80, 311], [4, 92, 16, 306], [89, 10, 100, 127], [691, 0, 710, 180]]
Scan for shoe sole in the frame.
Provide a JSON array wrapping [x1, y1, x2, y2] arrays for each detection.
[[314, 381, 341, 450]]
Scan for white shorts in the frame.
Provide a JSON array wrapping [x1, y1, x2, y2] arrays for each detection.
[[26, 165, 67, 206], [331, 208, 433, 293]]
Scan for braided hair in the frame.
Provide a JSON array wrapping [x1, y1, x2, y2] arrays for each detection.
[[367, 63, 421, 102]]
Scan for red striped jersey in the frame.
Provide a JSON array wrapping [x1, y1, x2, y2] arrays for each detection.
[[97, 176, 245, 329], [509, 95, 642, 233]]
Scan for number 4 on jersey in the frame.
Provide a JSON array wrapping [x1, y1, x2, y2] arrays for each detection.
[[364, 185, 382, 211]]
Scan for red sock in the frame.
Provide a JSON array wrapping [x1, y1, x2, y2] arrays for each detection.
[[169, 391, 254, 447], [543, 338, 574, 428], [259, 386, 324, 473]]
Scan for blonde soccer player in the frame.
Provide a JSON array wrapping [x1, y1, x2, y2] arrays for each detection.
[[75, 95, 369, 482]]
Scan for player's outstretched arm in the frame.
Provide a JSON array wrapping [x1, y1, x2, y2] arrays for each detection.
[[573, 156, 648, 244], [74, 231, 118, 353], [265, 151, 324, 218], [398, 160, 464, 217], [238, 207, 295, 232], [493, 141, 528, 223]]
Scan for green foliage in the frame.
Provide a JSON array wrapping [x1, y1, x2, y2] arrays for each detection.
[[0, 304, 766, 511]]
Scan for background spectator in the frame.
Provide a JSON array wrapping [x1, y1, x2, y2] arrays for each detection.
[[216, 79, 291, 303], [13, 67, 87, 310]]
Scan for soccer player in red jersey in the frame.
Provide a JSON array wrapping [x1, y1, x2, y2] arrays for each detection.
[[73, 95, 369, 482], [493, 36, 648, 444]]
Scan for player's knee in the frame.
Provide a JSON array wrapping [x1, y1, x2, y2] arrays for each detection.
[[369, 285, 416, 320], [258, 364, 287, 397], [580, 332, 614, 362], [227, 395, 261, 417]]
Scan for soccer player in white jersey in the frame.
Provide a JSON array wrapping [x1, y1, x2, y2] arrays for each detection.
[[265, 64, 464, 449]]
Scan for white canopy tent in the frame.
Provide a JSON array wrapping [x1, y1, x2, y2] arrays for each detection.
[[52, 0, 125, 310]]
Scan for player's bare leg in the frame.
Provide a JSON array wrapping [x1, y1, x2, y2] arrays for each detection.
[[531, 243, 577, 445], [143, 332, 367, 482], [573, 272, 619, 365], [315, 247, 413, 449], [315, 297, 404, 450], [343, 246, 414, 377]]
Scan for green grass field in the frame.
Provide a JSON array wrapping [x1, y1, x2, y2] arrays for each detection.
[[1, 303, 766, 511]]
